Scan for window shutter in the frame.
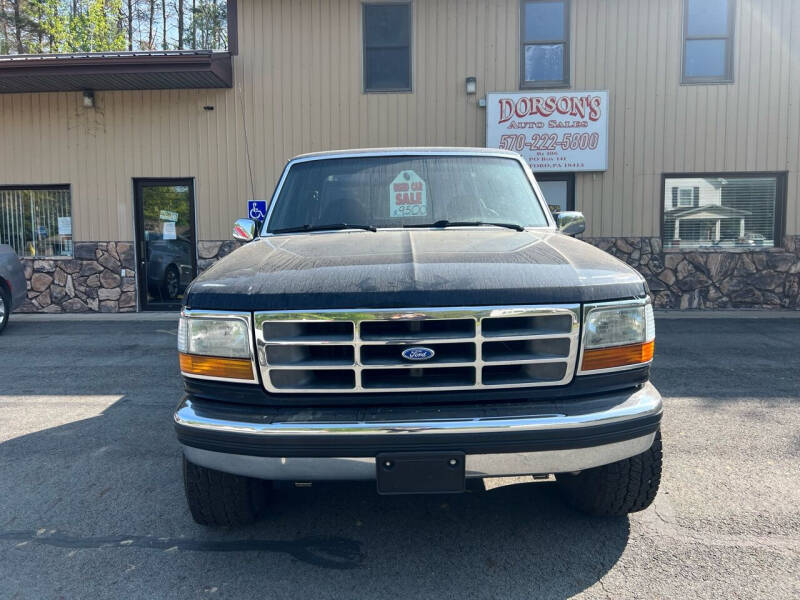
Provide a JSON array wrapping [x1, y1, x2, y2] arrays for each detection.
[[671, 187, 678, 208], [693, 187, 700, 207]]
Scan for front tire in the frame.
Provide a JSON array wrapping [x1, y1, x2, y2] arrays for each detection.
[[557, 429, 663, 516], [182, 456, 269, 526]]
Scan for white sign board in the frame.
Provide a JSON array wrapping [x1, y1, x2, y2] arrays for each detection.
[[486, 91, 609, 172], [389, 170, 428, 217], [159, 210, 179, 222]]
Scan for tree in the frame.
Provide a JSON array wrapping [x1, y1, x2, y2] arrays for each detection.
[[126, 0, 131, 50], [86, 0, 126, 51], [146, 0, 154, 49], [35, 0, 125, 53], [183, 0, 225, 50], [0, 0, 8, 54], [0, 0, 226, 54], [176, 0, 182, 49], [160, 0, 165, 50], [13, 0, 25, 52]]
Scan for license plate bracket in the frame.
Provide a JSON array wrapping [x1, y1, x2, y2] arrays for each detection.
[[376, 452, 466, 495]]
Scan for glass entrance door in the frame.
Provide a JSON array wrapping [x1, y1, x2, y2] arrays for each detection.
[[134, 179, 197, 311], [536, 173, 575, 214]]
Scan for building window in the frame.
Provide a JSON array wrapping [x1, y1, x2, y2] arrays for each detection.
[[536, 173, 575, 213], [0, 186, 72, 258], [678, 188, 694, 207], [682, 0, 734, 83], [520, 0, 569, 88], [363, 2, 412, 92], [663, 174, 785, 249]]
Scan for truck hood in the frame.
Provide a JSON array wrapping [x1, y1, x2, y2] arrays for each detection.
[[185, 230, 646, 311]]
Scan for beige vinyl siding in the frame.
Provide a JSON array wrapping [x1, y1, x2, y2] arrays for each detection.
[[572, 0, 800, 238], [0, 0, 798, 241]]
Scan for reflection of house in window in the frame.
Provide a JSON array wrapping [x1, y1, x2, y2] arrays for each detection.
[[663, 176, 778, 248]]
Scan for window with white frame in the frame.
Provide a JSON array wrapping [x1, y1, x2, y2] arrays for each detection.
[[663, 174, 785, 249], [0, 186, 73, 258], [678, 188, 694, 207]]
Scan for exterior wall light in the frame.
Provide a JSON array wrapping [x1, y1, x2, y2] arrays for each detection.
[[82, 90, 95, 108], [465, 77, 477, 95]]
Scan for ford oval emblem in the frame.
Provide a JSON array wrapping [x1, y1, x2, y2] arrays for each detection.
[[401, 347, 436, 361]]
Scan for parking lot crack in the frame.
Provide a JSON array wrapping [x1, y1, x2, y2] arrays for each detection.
[[0, 529, 364, 570]]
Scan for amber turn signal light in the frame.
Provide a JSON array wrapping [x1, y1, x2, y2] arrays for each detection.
[[179, 353, 255, 381], [580, 340, 654, 372]]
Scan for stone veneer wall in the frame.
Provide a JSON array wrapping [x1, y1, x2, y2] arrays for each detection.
[[197, 240, 243, 273], [16, 240, 240, 313], [14, 236, 800, 312], [18, 242, 137, 313], [582, 236, 800, 309]]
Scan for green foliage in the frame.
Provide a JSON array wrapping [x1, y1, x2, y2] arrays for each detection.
[[142, 185, 191, 230], [35, 0, 126, 53], [1, 0, 227, 55], [183, 0, 226, 50]]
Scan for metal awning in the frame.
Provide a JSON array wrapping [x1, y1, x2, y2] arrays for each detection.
[[0, 51, 233, 93]]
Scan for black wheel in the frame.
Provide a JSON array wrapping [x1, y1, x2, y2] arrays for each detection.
[[182, 456, 269, 526], [556, 429, 663, 516], [0, 285, 10, 334], [162, 266, 180, 300]]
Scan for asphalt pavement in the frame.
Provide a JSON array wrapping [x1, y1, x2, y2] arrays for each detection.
[[0, 313, 798, 599]]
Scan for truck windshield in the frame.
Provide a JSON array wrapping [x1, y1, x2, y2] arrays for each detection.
[[266, 155, 550, 233]]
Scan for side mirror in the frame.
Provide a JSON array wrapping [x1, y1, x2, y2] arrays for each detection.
[[556, 211, 586, 236], [232, 218, 257, 242]]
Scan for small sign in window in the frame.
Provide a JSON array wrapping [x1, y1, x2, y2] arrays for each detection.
[[162, 221, 177, 240], [389, 170, 427, 217], [57, 217, 72, 236]]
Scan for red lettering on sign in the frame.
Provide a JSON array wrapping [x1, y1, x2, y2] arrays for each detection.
[[395, 192, 422, 205], [498, 94, 603, 124], [393, 183, 409, 192]]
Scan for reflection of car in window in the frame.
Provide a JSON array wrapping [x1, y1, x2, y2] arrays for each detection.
[[145, 233, 193, 300], [738, 232, 766, 246], [173, 148, 663, 527]]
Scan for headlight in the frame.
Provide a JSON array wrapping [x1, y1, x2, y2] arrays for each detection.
[[180, 318, 250, 358], [178, 312, 256, 382], [579, 300, 655, 373]]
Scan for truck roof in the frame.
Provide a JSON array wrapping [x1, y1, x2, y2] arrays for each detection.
[[290, 147, 521, 161]]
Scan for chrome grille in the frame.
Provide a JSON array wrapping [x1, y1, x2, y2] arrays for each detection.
[[253, 305, 580, 393]]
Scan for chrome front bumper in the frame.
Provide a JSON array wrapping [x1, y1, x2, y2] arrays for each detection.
[[175, 382, 662, 480], [182, 435, 656, 480]]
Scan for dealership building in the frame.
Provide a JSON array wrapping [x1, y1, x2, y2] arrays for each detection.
[[1, 0, 798, 313]]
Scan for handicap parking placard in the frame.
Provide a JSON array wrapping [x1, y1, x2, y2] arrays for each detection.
[[247, 200, 268, 221]]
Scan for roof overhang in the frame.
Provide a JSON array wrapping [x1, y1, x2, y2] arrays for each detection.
[[666, 204, 751, 220], [0, 51, 233, 94]]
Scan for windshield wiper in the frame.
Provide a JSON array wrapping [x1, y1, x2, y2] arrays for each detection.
[[270, 223, 377, 234], [404, 220, 525, 232]]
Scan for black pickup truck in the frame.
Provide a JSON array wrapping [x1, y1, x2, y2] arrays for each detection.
[[174, 148, 662, 526]]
